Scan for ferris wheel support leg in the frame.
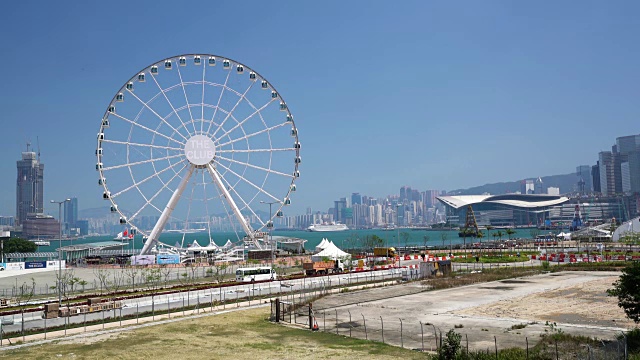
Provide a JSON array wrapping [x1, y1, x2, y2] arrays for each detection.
[[140, 164, 196, 255], [206, 163, 258, 246]]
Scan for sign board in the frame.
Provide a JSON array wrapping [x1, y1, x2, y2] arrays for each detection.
[[156, 254, 180, 265], [25, 261, 47, 269], [131, 255, 155, 266], [4, 262, 24, 271]]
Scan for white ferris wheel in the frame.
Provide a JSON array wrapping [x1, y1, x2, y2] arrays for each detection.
[[96, 54, 300, 254]]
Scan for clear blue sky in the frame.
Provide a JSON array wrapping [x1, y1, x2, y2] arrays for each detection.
[[1, 1, 639, 216]]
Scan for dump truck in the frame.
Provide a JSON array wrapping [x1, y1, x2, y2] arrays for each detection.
[[373, 247, 396, 257], [303, 259, 344, 275]]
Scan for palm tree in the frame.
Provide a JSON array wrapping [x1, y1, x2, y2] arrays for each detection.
[[476, 230, 484, 254], [461, 228, 469, 250], [497, 231, 504, 241], [506, 228, 515, 240], [422, 235, 430, 251]]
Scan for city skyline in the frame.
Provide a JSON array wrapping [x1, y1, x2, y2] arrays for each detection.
[[1, 1, 640, 218]]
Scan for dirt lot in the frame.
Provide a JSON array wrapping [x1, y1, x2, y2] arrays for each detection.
[[455, 273, 633, 328], [312, 271, 629, 351]]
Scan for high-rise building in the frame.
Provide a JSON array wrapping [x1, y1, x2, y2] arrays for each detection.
[[534, 177, 545, 194], [599, 150, 625, 195], [64, 197, 78, 229], [16, 148, 44, 226], [616, 134, 640, 194], [333, 198, 347, 224], [520, 179, 534, 194], [399, 186, 410, 202], [351, 193, 362, 206], [592, 162, 601, 193]]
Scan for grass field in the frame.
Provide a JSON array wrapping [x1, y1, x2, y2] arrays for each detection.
[[0, 307, 428, 360]]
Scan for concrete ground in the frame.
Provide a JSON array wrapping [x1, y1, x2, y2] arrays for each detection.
[[312, 271, 628, 352]]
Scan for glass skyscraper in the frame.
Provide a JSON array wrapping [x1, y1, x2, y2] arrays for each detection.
[[16, 150, 44, 226]]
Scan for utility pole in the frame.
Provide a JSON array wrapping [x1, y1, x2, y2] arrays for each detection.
[[51, 198, 70, 305], [260, 200, 281, 268]]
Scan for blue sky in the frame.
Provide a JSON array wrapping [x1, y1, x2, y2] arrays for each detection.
[[1, 1, 639, 216]]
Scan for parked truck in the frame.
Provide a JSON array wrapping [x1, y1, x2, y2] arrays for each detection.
[[373, 247, 397, 257], [303, 259, 345, 275]]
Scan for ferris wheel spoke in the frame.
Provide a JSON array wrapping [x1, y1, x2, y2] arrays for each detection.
[[175, 65, 198, 134], [111, 159, 186, 199], [200, 62, 207, 134], [148, 74, 192, 139], [218, 147, 296, 154], [216, 122, 289, 148], [213, 98, 277, 144], [216, 169, 266, 228], [214, 161, 282, 203], [103, 153, 184, 171], [205, 163, 255, 239], [108, 112, 185, 147], [128, 162, 188, 221], [210, 81, 255, 139], [216, 155, 292, 178], [126, 90, 190, 142], [141, 164, 196, 254], [205, 71, 231, 135], [101, 138, 183, 152]]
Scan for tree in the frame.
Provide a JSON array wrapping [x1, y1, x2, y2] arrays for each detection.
[[438, 329, 461, 360], [476, 230, 484, 252], [94, 268, 110, 295], [160, 265, 173, 287], [422, 235, 430, 250], [496, 230, 504, 241], [440, 232, 448, 251], [505, 228, 515, 240], [124, 266, 141, 292], [400, 232, 410, 251], [608, 262, 640, 323], [14, 278, 36, 338], [4, 238, 37, 255]]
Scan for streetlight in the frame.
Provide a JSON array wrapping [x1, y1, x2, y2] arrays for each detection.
[[51, 198, 71, 305], [260, 200, 281, 268]]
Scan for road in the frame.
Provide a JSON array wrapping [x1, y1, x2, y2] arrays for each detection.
[[0, 267, 403, 335]]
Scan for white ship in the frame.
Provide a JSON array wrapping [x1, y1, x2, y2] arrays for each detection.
[[307, 222, 349, 232], [29, 239, 50, 246]]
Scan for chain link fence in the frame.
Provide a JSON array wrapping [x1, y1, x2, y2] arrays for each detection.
[[273, 304, 630, 359]]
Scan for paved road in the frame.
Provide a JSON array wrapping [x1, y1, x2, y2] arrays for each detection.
[[0, 268, 403, 335]]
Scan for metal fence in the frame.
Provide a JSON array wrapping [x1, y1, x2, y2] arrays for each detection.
[[273, 305, 630, 360]]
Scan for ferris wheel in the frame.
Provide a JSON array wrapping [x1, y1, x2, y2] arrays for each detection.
[[96, 54, 300, 254]]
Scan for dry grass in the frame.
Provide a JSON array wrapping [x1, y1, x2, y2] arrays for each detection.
[[0, 307, 428, 360]]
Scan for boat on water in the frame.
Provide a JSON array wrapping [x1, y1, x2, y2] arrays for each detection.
[[29, 239, 50, 246], [307, 222, 349, 232]]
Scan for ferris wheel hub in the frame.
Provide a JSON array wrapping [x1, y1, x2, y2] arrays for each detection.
[[184, 134, 216, 166]]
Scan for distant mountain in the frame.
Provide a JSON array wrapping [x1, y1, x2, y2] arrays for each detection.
[[448, 173, 578, 196], [79, 207, 112, 219], [79, 206, 272, 220]]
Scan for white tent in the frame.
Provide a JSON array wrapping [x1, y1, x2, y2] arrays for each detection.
[[221, 239, 234, 249], [556, 232, 572, 240], [315, 238, 331, 253], [311, 241, 351, 262]]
